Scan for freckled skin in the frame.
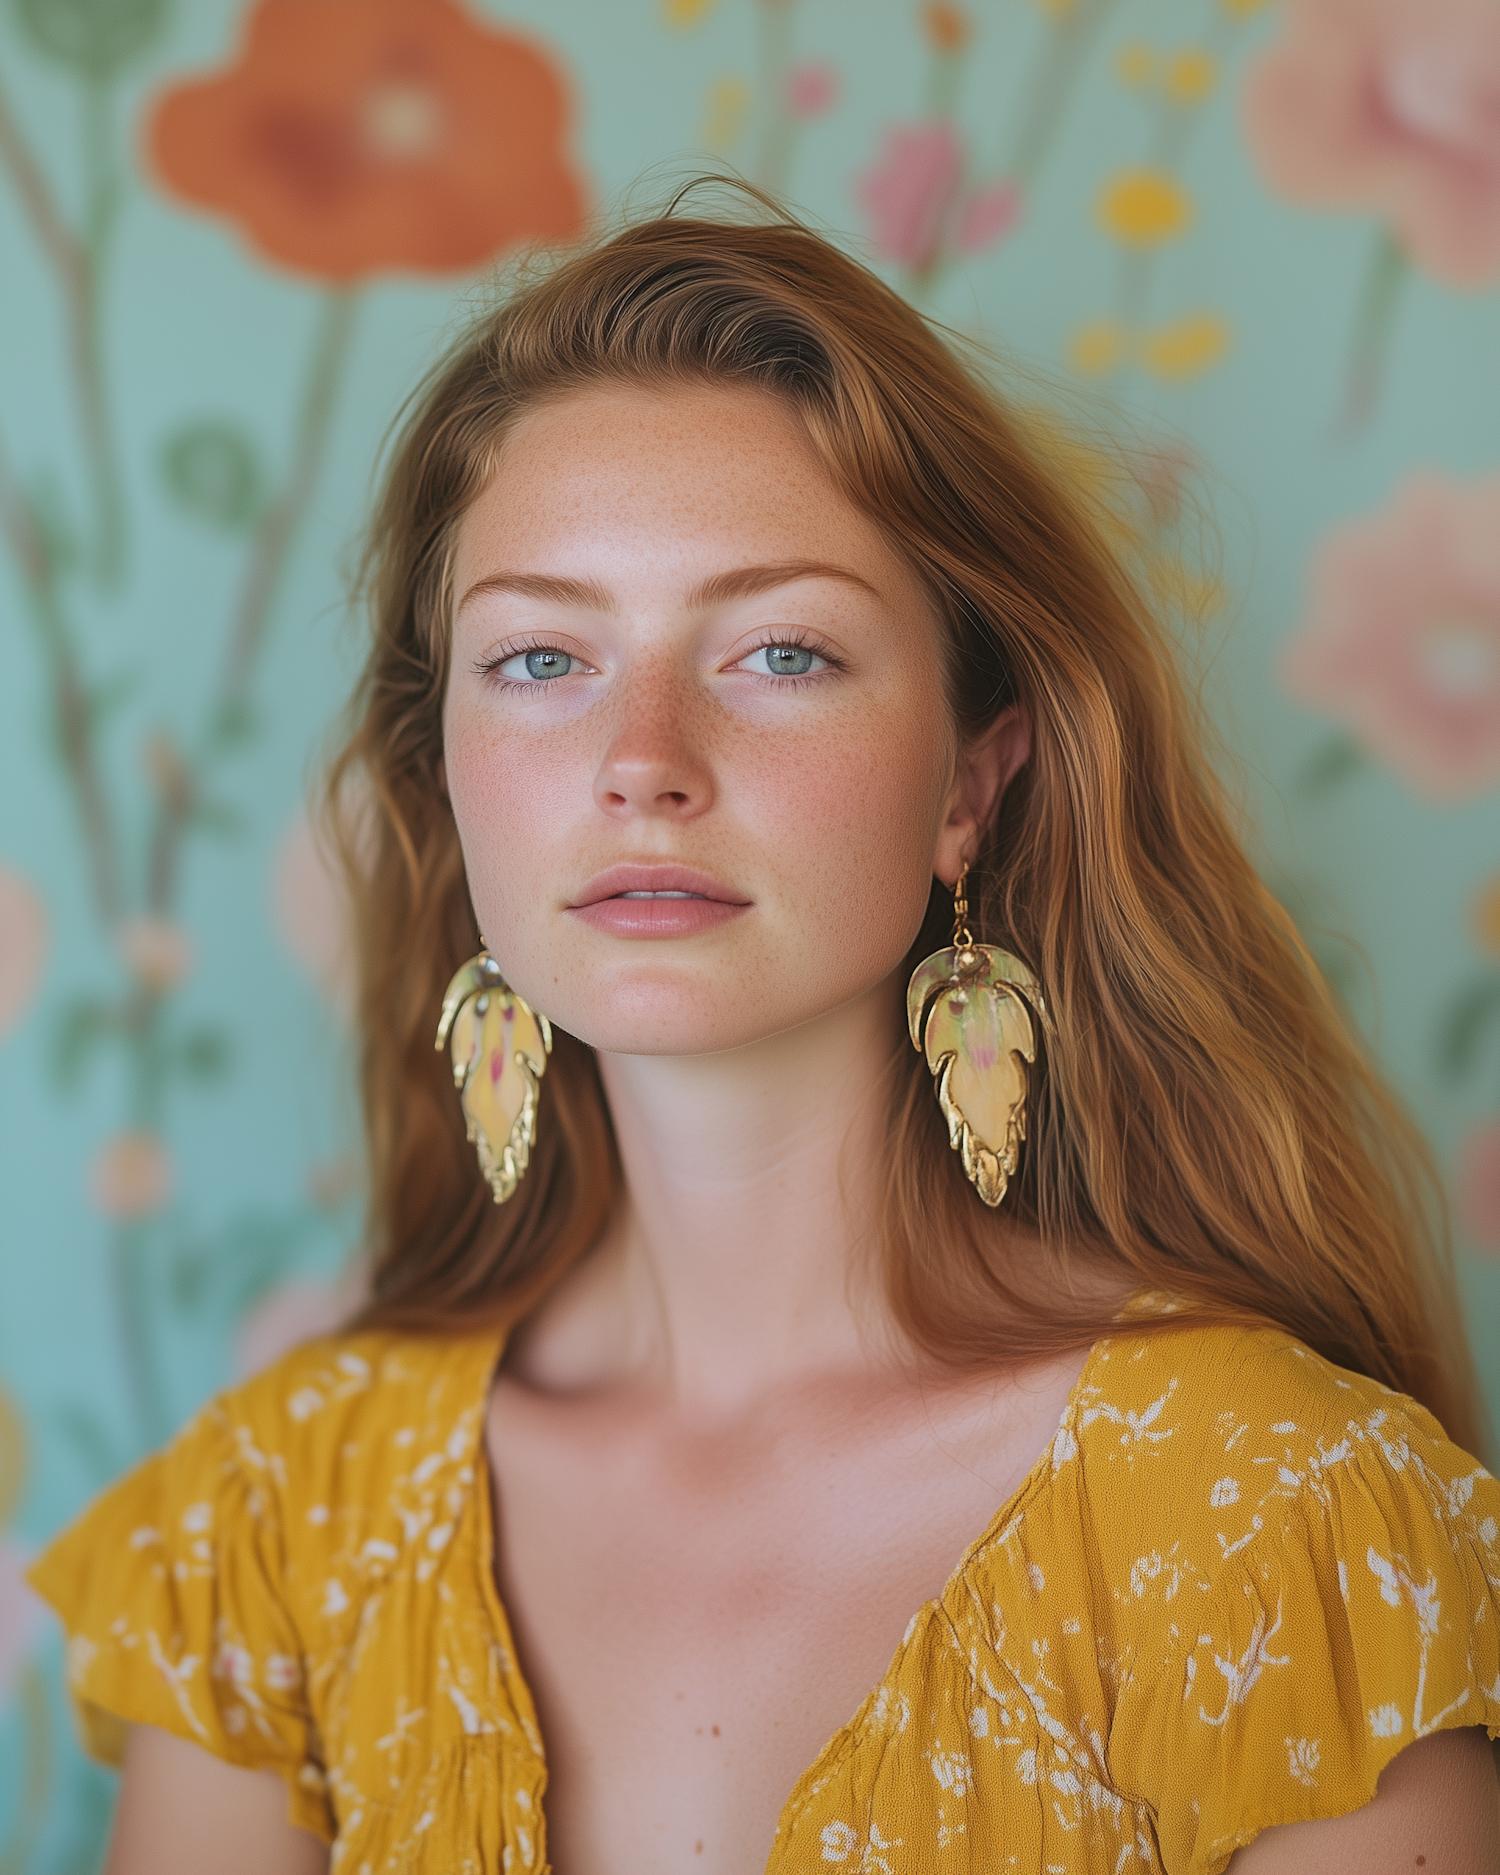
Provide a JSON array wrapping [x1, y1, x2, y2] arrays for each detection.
[[442, 385, 958, 1055], [444, 386, 1085, 1874], [102, 388, 1500, 1875]]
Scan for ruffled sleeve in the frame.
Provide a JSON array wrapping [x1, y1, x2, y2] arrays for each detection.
[[1111, 1393, 1500, 1874], [26, 1397, 334, 1842]]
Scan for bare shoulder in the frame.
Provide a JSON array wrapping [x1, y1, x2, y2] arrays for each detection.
[[106, 1725, 329, 1875], [1226, 1727, 1500, 1873]]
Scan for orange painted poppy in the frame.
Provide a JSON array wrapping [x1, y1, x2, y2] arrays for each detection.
[[147, 0, 586, 282]]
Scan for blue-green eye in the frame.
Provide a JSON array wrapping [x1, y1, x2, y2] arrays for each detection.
[[746, 643, 823, 677], [498, 648, 575, 681]]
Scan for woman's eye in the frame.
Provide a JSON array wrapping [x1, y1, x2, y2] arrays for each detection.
[[742, 643, 825, 677], [497, 648, 576, 682]]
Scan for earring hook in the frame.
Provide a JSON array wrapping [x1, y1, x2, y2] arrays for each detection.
[[952, 861, 976, 960]]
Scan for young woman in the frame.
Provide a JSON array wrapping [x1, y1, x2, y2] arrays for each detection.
[[32, 200, 1500, 1874]]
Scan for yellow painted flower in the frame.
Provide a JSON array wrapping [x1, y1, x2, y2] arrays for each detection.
[[1165, 48, 1218, 106], [1222, 0, 1271, 16], [1115, 43, 1156, 88], [1139, 312, 1231, 381], [1096, 168, 1194, 246], [1473, 877, 1500, 957], [1068, 318, 1128, 376], [702, 76, 751, 153], [921, 1, 972, 52], [663, 0, 716, 26]]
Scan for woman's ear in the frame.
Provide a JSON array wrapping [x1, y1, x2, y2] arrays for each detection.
[[933, 705, 1031, 886]]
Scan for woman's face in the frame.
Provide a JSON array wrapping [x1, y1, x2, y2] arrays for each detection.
[[443, 382, 1001, 1057]]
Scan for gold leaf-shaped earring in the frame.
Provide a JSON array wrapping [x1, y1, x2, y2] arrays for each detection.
[[906, 865, 1049, 1207], [435, 952, 553, 1204]]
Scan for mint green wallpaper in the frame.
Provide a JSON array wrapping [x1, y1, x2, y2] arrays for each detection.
[[3, 0, 1499, 1861]]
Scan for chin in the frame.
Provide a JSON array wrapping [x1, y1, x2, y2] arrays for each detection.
[[544, 991, 788, 1060], [536, 964, 898, 1061]]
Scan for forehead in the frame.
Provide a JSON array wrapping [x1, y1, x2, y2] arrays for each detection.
[[450, 381, 924, 601]]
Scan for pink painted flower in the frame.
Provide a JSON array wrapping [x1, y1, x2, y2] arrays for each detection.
[[116, 916, 196, 992], [89, 1132, 175, 1219], [856, 122, 964, 272], [0, 866, 47, 1038], [1282, 472, 1500, 801], [0, 1538, 46, 1706], [1243, 0, 1500, 288], [1458, 1118, 1500, 1252], [272, 813, 355, 1018], [855, 126, 1021, 272], [957, 180, 1023, 255], [785, 61, 837, 122]]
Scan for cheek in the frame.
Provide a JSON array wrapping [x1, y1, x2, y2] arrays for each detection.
[[738, 696, 951, 964], [442, 697, 583, 917]]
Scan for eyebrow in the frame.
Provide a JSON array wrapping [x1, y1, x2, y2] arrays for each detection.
[[455, 559, 881, 619]]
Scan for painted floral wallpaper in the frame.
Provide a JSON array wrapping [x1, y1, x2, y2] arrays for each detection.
[[1, 0, 1498, 1861]]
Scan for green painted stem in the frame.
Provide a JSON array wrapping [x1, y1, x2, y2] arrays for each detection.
[[1334, 228, 1409, 442], [112, 289, 358, 1444], [145, 288, 359, 914], [112, 1216, 171, 1451], [753, 0, 796, 197], [0, 67, 128, 587], [923, 47, 965, 124], [219, 288, 359, 710], [0, 80, 126, 909], [1004, 0, 1119, 189], [0, 432, 124, 922], [78, 75, 126, 587], [111, 991, 173, 1448], [0, 1663, 53, 1875]]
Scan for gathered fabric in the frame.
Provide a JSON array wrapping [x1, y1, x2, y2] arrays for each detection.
[[29, 1318, 1500, 1873]]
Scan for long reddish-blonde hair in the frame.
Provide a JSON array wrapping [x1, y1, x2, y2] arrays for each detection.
[[330, 193, 1484, 1457]]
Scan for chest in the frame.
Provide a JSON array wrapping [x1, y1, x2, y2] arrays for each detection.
[[483, 1364, 1084, 1875]]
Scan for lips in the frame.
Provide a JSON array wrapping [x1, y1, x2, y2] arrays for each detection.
[[567, 864, 751, 940], [569, 864, 749, 909]]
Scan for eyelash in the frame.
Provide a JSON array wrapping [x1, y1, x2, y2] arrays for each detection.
[[472, 629, 848, 690], [737, 629, 846, 689], [472, 636, 578, 691]]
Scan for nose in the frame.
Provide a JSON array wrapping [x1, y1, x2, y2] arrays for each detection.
[[592, 659, 715, 824]]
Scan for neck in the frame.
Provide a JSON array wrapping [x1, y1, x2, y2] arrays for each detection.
[[517, 977, 908, 1411]]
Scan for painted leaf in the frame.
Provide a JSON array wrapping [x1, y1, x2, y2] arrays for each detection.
[[17, 0, 168, 77], [161, 420, 264, 531]]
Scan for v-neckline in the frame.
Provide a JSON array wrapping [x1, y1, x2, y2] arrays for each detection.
[[464, 1327, 1111, 1871]]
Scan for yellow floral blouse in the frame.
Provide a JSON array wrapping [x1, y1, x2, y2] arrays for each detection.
[[29, 1319, 1500, 1873]]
